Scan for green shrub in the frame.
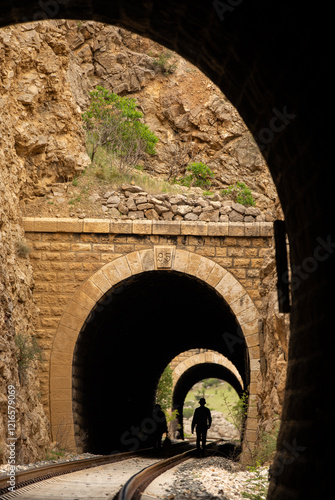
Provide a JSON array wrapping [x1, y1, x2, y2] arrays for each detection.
[[254, 422, 280, 465], [183, 407, 194, 419], [231, 391, 249, 433], [179, 162, 214, 188], [15, 334, 43, 373], [152, 51, 177, 75], [242, 465, 269, 499], [221, 181, 256, 206], [156, 365, 173, 411]]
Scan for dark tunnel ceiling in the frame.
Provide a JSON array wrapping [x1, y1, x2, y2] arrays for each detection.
[[81, 270, 249, 382], [74, 270, 249, 453]]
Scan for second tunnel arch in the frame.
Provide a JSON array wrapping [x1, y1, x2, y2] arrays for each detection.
[[50, 247, 260, 459], [168, 350, 244, 439]]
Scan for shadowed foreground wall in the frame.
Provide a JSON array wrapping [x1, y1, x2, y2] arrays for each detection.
[[0, 1, 333, 498]]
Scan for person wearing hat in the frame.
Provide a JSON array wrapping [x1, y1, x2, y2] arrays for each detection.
[[191, 397, 212, 456]]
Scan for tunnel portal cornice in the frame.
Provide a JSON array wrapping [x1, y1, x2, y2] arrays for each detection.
[[23, 217, 273, 237]]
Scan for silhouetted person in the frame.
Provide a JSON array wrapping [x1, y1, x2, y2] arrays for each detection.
[[152, 404, 168, 452], [191, 398, 212, 456]]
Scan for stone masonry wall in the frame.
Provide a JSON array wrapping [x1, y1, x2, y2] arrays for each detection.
[[23, 218, 272, 420]]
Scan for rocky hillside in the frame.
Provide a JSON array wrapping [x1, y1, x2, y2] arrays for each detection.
[[0, 19, 278, 211], [0, 19, 288, 463]]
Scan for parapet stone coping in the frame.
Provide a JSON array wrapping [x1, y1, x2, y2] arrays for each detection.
[[23, 217, 273, 237]]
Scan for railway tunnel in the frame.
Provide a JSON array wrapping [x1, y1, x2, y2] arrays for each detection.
[[171, 361, 244, 440], [1, 1, 333, 497], [72, 270, 249, 454]]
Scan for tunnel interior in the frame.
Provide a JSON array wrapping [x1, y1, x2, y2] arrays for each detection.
[[172, 362, 244, 440], [72, 270, 249, 454]]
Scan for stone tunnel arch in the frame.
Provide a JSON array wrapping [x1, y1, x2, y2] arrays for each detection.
[[49, 248, 259, 459], [170, 350, 244, 391], [168, 350, 244, 439]]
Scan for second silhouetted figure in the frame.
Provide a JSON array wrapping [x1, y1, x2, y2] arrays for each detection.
[[191, 397, 212, 456]]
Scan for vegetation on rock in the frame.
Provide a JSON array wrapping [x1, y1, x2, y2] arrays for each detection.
[[82, 86, 158, 173], [221, 181, 256, 206], [156, 364, 173, 411], [178, 162, 215, 188]]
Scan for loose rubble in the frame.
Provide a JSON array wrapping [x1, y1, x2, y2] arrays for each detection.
[[86, 183, 273, 222]]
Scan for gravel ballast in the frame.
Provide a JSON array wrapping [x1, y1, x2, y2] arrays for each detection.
[[144, 455, 269, 500]]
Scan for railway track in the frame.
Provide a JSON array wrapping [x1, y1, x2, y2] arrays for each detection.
[[117, 446, 199, 500], [0, 447, 155, 498], [0, 440, 215, 499]]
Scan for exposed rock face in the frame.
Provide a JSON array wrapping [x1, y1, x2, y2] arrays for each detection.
[[0, 183, 50, 463], [0, 22, 91, 199], [1, 19, 277, 207]]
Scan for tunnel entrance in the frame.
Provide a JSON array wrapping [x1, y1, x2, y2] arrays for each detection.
[[172, 362, 244, 441], [72, 270, 249, 454]]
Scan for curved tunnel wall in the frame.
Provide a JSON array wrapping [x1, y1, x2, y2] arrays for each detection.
[[50, 249, 260, 457]]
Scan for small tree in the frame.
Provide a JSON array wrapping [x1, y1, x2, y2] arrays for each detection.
[[82, 86, 158, 173], [156, 365, 173, 411]]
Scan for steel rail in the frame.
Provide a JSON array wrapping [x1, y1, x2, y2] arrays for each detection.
[[118, 439, 222, 500], [0, 448, 151, 497]]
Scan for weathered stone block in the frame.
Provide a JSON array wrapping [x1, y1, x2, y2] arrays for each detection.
[[110, 220, 133, 233], [207, 222, 229, 236], [153, 220, 181, 235], [172, 249, 189, 273], [140, 249, 155, 271], [23, 217, 35, 232], [89, 269, 113, 293], [35, 218, 59, 232], [180, 221, 207, 235], [71, 243, 91, 252], [206, 263, 227, 288], [126, 251, 143, 275], [83, 219, 110, 233], [228, 223, 245, 236], [57, 218, 83, 232]]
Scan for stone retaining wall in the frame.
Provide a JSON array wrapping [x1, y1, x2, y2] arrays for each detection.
[[89, 183, 274, 223]]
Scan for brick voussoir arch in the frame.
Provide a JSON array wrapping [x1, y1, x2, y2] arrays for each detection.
[[171, 350, 245, 391], [50, 248, 260, 453]]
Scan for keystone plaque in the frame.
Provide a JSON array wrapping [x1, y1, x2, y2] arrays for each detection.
[[154, 246, 175, 269]]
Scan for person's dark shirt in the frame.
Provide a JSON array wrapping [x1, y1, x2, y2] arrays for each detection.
[[192, 405, 212, 431]]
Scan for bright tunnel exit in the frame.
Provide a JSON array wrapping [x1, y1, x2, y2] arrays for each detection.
[[183, 378, 241, 442]]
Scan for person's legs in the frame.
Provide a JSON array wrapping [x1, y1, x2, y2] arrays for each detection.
[[196, 429, 201, 452], [201, 428, 207, 455]]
